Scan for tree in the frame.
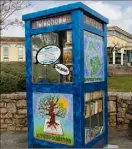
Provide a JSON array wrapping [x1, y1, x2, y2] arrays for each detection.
[[0, 0, 31, 31], [108, 41, 130, 54], [38, 94, 67, 129], [107, 41, 130, 64]]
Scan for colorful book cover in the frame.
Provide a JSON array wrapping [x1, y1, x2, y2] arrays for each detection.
[[85, 128, 91, 144]]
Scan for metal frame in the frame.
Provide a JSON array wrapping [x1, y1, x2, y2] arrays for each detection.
[[23, 2, 109, 148]]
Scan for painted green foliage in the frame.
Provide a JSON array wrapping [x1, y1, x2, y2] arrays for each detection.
[[38, 94, 67, 129], [86, 41, 101, 77]]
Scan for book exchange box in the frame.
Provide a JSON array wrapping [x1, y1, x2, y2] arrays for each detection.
[[22, 2, 109, 148]]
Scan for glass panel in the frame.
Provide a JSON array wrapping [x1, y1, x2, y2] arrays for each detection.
[[84, 31, 104, 83], [32, 30, 73, 83], [85, 90, 104, 144]]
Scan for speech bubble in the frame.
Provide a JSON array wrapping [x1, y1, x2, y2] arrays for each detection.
[[55, 64, 70, 76], [36, 45, 61, 65]]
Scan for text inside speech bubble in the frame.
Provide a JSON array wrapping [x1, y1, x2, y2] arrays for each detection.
[[36, 45, 61, 65]]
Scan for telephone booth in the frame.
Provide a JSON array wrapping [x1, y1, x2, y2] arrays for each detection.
[[22, 2, 109, 148]]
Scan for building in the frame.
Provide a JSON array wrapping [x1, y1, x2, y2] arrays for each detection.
[[0, 37, 25, 62], [1, 26, 132, 65], [107, 26, 132, 65]]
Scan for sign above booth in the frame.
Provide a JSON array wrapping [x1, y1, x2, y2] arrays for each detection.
[[84, 15, 103, 30], [32, 14, 71, 29]]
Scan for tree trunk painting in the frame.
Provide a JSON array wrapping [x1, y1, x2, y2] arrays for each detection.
[[46, 99, 59, 129], [38, 94, 67, 134]]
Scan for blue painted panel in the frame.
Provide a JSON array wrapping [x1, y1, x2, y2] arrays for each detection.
[[33, 138, 73, 148], [84, 133, 105, 148], [72, 10, 84, 147], [25, 20, 33, 148], [83, 82, 106, 92], [83, 24, 104, 37], [103, 24, 108, 146], [32, 84, 73, 93], [31, 23, 72, 35], [22, 2, 108, 24]]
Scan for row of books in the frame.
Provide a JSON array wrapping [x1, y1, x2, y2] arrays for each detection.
[[85, 100, 102, 118], [85, 90, 104, 102], [85, 126, 103, 144]]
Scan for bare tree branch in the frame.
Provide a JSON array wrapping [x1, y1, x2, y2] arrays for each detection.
[[108, 40, 130, 54], [0, 0, 32, 32]]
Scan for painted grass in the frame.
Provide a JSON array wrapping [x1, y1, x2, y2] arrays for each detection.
[[108, 76, 132, 92], [34, 125, 74, 145]]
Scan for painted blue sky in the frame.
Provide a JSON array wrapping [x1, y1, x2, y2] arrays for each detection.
[[2, 1, 132, 37], [33, 93, 73, 133]]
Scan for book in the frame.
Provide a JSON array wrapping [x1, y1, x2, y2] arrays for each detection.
[[98, 100, 102, 112], [85, 104, 90, 118], [43, 119, 63, 135], [85, 128, 90, 144], [91, 101, 95, 116]]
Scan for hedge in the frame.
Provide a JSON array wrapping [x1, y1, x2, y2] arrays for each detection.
[[0, 62, 26, 94], [0, 62, 60, 93]]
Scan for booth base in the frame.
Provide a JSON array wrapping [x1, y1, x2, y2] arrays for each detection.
[[104, 144, 119, 148]]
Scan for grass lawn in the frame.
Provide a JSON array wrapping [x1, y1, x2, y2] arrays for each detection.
[[108, 76, 132, 92]]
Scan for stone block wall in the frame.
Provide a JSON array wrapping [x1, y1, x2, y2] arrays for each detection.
[[108, 92, 132, 131], [0, 92, 132, 132], [0, 93, 27, 132], [108, 64, 132, 76]]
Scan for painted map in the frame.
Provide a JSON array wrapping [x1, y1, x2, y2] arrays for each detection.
[[84, 31, 104, 82]]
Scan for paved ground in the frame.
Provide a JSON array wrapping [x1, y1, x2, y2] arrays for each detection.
[[108, 127, 132, 148], [1, 127, 132, 148]]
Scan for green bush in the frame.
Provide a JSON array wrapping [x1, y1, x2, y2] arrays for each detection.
[[0, 62, 26, 94], [0, 62, 60, 93]]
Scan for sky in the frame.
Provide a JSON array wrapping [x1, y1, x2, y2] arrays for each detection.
[[2, 0, 132, 37]]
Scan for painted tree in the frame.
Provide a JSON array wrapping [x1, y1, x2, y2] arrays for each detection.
[[38, 94, 68, 129]]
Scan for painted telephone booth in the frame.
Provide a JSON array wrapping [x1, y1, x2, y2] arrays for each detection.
[[22, 2, 109, 148]]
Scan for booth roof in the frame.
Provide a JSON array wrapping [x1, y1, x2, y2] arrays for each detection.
[[22, 2, 109, 24]]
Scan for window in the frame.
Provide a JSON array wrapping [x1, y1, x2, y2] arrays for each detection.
[[3, 47, 9, 57], [18, 47, 23, 61], [32, 30, 73, 84], [3, 47, 9, 61], [18, 47, 23, 57]]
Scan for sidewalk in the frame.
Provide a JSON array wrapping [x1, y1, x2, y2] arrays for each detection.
[[1, 127, 132, 148]]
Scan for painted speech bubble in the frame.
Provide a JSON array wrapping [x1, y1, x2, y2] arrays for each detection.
[[55, 64, 70, 75], [36, 45, 61, 65]]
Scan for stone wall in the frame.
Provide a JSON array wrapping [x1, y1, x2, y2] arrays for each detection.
[[108, 64, 132, 76], [108, 92, 132, 132], [0, 92, 132, 132], [0, 93, 27, 132]]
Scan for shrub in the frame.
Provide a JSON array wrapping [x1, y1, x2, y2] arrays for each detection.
[[0, 62, 26, 94]]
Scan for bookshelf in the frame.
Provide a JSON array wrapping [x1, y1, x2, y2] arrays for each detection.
[[85, 90, 104, 144], [63, 31, 73, 83]]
